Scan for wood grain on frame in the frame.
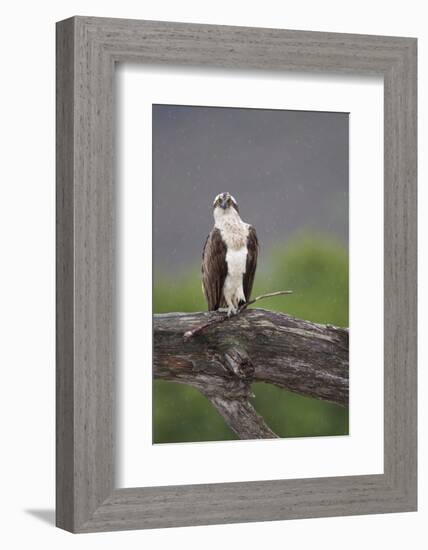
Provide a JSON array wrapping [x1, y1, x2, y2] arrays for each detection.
[[56, 16, 417, 532]]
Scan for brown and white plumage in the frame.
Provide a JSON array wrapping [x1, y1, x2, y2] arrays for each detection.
[[243, 226, 258, 301], [202, 192, 258, 315]]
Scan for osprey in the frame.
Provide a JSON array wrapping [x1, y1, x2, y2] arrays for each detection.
[[202, 192, 258, 316]]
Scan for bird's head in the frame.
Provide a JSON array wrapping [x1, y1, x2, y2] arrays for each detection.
[[212, 192, 239, 214]]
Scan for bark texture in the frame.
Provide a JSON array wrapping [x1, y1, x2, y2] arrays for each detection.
[[154, 308, 349, 439]]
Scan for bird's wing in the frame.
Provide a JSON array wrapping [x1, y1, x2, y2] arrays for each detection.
[[243, 225, 258, 302], [202, 227, 228, 311]]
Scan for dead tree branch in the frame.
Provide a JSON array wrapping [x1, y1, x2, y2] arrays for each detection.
[[154, 308, 349, 440], [183, 290, 293, 338]]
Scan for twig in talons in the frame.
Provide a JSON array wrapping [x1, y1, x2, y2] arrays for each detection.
[[238, 290, 294, 312], [183, 290, 293, 340]]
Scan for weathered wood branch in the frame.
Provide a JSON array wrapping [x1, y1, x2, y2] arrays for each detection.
[[154, 308, 349, 440], [183, 290, 293, 339]]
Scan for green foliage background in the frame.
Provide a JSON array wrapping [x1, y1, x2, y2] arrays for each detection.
[[153, 233, 349, 444]]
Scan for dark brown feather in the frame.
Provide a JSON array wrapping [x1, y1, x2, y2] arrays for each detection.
[[243, 226, 258, 302], [201, 228, 228, 310]]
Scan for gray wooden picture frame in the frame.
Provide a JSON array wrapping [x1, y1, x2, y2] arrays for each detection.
[[56, 16, 417, 533]]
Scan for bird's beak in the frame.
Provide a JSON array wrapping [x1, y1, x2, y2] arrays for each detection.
[[220, 198, 228, 209]]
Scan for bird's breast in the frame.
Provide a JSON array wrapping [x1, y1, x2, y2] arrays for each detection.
[[225, 246, 248, 279], [217, 220, 249, 250]]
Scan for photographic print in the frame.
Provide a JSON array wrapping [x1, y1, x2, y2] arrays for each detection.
[[152, 104, 349, 444]]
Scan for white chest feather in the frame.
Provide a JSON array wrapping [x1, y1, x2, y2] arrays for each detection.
[[225, 246, 247, 292], [214, 207, 250, 250]]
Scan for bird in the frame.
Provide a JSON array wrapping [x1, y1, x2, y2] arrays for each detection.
[[202, 192, 258, 316]]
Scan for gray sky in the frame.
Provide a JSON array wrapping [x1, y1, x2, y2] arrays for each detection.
[[153, 104, 348, 273]]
